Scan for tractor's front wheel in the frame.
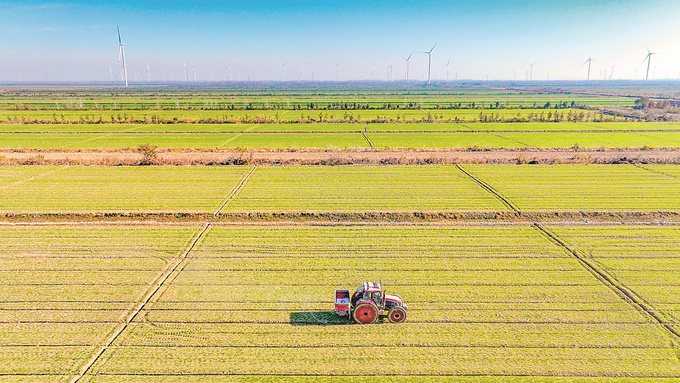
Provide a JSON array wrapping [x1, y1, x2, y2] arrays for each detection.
[[387, 306, 407, 323], [353, 302, 378, 324]]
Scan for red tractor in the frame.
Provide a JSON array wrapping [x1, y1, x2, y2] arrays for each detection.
[[335, 281, 407, 324]]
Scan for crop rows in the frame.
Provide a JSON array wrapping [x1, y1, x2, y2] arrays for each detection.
[[2, 224, 677, 379], [7, 122, 680, 133], [1, 165, 678, 215]]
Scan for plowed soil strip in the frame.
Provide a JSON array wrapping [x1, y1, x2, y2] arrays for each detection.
[[69, 223, 211, 383], [533, 223, 680, 343]]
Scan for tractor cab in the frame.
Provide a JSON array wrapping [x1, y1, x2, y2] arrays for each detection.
[[352, 281, 383, 306]]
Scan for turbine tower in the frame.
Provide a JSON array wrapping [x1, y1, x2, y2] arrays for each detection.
[[643, 50, 657, 81], [227, 64, 232, 81], [421, 42, 437, 85], [529, 61, 537, 81], [146, 63, 151, 82], [404, 52, 412, 82], [335, 62, 341, 82], [183, 61, 188, 82], [280, 63, 285, 82], [117, 26, 128, 87], [610, 64, 616, 80], [582, 57, 594, 81], [445, 58, 451, 81], [387, 63, 393, 81]]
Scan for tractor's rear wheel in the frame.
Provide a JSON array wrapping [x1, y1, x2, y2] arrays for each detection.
[[387, 306, 407, 323], [353, 302, 379, 324]]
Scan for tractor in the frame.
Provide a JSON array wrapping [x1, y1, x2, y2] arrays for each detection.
[[335, 281, 407, 324]]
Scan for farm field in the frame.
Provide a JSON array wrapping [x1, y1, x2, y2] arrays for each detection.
[[1, 223, 679, 380], [1, 85, 679, 382], [3, 121, 680, 150], [4, 121, 680, 133], [0, 166, 250, 213], [461, 164, 680, 212], [1, 164, 679, 215], [0, 88, 637, 110], [4, 131, 680, 150]]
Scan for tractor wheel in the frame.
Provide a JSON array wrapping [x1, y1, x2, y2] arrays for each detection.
[[353, 302, 379, 324], [387, 307, 407, 323]]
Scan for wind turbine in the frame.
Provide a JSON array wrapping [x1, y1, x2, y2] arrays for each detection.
[[387, 63, 393, 81], [117, 26, 128, 87], [643, 50, 657, 81], [227, 63, 232, 81], [582, 57, 594, 81], [421, 42, 437, 85], [445, 58, 451, 81], [610, 64, 616, 80], [193, 68, 197, 82], [183, 61, 188, 82], [529, 61, 537, 81], [404, 52, 412, 82], [108, 65, 113, 82], [335, 62, 341, 82], [280, 63, 285, 82], [146, 63, 151, 82]]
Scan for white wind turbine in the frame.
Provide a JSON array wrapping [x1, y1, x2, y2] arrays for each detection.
[[227, 64, 232, 81], [421, 42, 437, 85], [335, 62, 341, 82], [643, 50, 657, 81], [183, 61, 188, 82], [146, 63, 151, 82], [387, 63, 393, 81], [280, 62, 286, 82], [445, 58, 451, 81], [117, 26, 128, 87], [108, 65, 113, 82], [582, 57, 594, 81], [404, 52, 412, 82], [529, 61, 537, 81]]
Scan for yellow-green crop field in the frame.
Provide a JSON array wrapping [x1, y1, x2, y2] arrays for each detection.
[[0, 164, 678, 215], [1, 86, 679, 381], [1, 224, 679, 381]]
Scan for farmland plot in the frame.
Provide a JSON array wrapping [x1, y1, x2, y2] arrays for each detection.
[[551, 225, 680, 333], [224, 165, 509, 213], [0, 166, 250, 213], [78, 224, 680, 379], [0, 224, 202, 380], [462, 164, 680, 212]]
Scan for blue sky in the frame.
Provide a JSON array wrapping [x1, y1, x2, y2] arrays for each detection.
[[1, 0, 679, 82]]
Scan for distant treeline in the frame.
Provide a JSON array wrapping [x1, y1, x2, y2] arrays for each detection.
[[3, 110, 614, 124], [3, 100, 580, 112]]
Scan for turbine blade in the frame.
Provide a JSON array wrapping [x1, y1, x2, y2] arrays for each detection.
[[117, 26, 122, 44], [407, 52, 413, 60], [430, 41, 438, 53]]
